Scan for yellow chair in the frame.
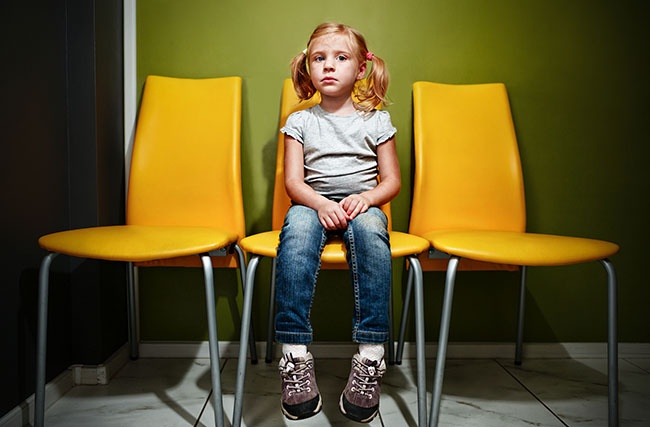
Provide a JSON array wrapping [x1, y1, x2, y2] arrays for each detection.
[[410, 81, 620, 427], [231, 79, 430, 427], [35, 75, 247, 427]]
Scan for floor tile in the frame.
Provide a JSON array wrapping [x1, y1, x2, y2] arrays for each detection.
[[432, 359, 564, 426], [502, 358, 650, 427], [44, 358, 216, 427], [38, 355, 650, 427], [627, 358, 650, 373]]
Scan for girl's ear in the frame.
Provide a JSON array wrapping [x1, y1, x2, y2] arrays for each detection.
[[356, 62, 367, 80]]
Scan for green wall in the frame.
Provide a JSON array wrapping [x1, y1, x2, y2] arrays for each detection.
[[136, 0, 649, 344]]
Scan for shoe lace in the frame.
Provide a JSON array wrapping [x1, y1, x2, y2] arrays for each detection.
[[280, 355, 313, 396], [351, 358, 382, 399]]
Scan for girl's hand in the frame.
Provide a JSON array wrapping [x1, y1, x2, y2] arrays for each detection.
[[339, 194, 370, 221], [318, 200, 350, 230]]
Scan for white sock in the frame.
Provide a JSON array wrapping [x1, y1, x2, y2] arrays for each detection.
[[358, 343, 384, 362], [282, 344, 308, 359]]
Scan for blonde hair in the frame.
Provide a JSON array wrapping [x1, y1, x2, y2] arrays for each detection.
[[289, 22, 390, 111]]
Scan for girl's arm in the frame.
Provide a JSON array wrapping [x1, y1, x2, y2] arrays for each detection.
[[339, 137, 401, 219], [284, 135, 351, 229]]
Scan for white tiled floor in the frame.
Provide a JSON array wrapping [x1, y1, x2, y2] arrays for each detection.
[[41, 355, 650, 426]]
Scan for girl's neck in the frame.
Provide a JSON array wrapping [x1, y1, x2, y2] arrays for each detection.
[[318, 95, 356, 115]]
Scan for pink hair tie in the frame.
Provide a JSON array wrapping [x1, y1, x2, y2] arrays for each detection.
[[365, 52, 374, 61]]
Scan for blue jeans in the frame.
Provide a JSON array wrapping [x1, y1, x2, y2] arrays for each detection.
[[275, 204, 391, 345]]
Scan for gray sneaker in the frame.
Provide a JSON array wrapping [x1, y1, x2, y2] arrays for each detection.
[[278, 352, 322, 420], [339, 353, 386, 423]]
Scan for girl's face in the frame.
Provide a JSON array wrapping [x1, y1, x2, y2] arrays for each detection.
[[308, 34, 366, 100]]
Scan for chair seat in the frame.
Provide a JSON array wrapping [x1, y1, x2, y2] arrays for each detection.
[[38, 225, 238, 262], [389, 231, 431, 257], [426, 230, 619, 266], [239, 231, 281, 258], [240, 230, 429, 263]]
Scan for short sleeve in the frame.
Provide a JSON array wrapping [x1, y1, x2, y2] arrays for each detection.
[[280, 110, 307, 143], [374, 110, 397, 145]]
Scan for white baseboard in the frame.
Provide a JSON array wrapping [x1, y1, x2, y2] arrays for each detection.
[[3, 341, 648, 427], [71, 342, 131, 385], [138, 341, 650, 360]]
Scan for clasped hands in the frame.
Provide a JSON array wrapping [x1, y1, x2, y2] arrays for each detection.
[[317, 194, 370, 230]]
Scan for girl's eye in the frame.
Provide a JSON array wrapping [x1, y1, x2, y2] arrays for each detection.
[[312, 54, 348, 62]]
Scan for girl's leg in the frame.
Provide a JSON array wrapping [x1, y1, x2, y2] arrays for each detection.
[[275, 205, 327, 345], [275, 205, 326, 421], [339, 207, 390, 423], [343, 207, 391, 345]]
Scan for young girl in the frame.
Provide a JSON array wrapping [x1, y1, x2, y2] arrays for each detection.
[[275, 22, 400, 423]]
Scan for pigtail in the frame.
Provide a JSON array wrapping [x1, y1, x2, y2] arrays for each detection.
[[290, 50, 317, 101], [354, 54, 390, 112]]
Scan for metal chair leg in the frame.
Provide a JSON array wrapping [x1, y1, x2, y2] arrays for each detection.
[[233, 255, 261, 427], [200, 255, 224, 427], [601, 258, 618, 427], [265, 258, 277, 363], [396, 264, 414, 364], [388, 283, 395, 365], [429, 256, 459, 427], [409, 256, 427, 427], [514, 266, 527, 365], [127, 262, 139, 360], [35, 253, 58, 427], [234, 245, 258, 364]]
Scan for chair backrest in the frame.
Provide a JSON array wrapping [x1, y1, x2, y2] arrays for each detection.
[[411, 81, 526, 270], [271, 79, 392, 231], [127, 75, 244, 267]]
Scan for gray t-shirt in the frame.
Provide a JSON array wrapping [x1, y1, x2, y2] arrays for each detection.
[[280, 104, 397, 201]]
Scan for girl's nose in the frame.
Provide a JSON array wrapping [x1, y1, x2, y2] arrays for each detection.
[[324, 57, 335, 70]]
